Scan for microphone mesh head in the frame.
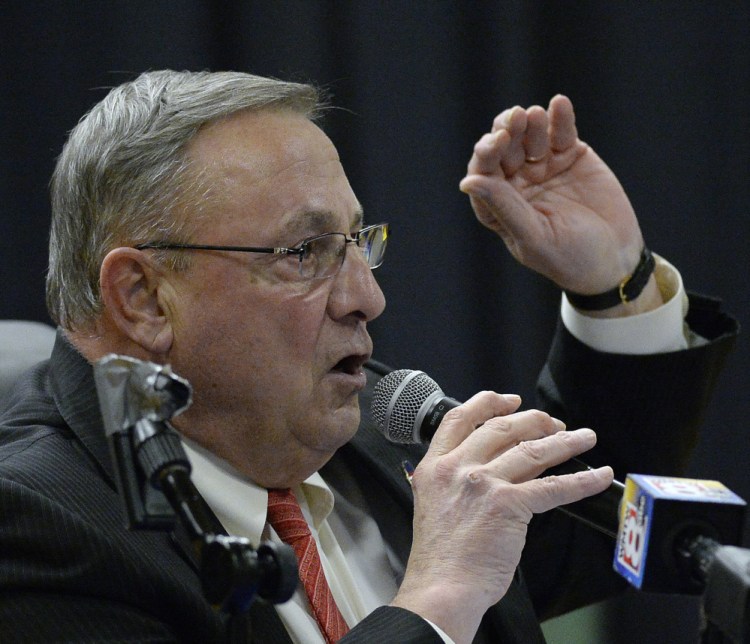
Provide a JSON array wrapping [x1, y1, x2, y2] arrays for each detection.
[[371, 369, 442, 443]]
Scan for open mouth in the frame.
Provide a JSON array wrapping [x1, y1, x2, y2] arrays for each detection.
[[331, 354, 367, 376]]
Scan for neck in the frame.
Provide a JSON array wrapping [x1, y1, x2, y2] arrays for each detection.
[[171, 411, 334, 489]]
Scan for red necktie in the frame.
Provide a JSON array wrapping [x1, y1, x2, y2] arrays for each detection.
[[266, 488, 350, 644]]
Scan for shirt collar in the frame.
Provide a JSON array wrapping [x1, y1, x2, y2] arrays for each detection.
[[181, 437, 335, 544]]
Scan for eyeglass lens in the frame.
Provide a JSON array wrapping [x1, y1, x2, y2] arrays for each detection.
[[299, 225, 387, 279]]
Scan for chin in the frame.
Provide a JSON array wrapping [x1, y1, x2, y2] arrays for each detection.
[[320, 404, 361, 450]]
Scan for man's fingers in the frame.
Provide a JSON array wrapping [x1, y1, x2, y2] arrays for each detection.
[[521, 465, 614, 515], [465, 97, 579, 187], [548, 94, 578, 152], [468, 95, 579, 173], [458, 409, 566, 462], [488, 427, 598, 483], [492, 105, 526, 135], [522, 105, 550, 162], [427, 391, 523, 455], [499, 108, 529, 176], [492, 106, 516, 133], [464, 129, 511, 177]]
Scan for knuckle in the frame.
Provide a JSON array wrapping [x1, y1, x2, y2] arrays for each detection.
[[525, 409, 557, 432], [482, 416, 510, 435], [478, 390, 511, 413], [474, 135, 493, 154], [442, 405, 468, 426], [515, 439, 546, 465], [526, 408, 551, 423], [427, 457, 461, 487], [538, 474, 564, 494], [465, 466, 489, 487], [531, 476, 566, 509]]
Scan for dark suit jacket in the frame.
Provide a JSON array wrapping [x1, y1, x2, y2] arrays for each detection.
[[0, 294, 737, 643]]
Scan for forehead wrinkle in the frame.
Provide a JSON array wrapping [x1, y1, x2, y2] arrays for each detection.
[[188, 110, 342, 192]]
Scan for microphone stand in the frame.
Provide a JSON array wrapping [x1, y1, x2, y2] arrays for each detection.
[[552, 459, 749, 641], [678, 536, 750, 643], [94, 354, 298, 640]]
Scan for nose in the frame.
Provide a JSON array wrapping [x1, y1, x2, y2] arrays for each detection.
[[327, 244, 386, 322]]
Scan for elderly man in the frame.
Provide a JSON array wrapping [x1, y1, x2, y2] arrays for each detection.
[[0, 70, 737, 643]]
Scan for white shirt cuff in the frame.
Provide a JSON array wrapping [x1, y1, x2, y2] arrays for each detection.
[[561, 254, 689, 355]]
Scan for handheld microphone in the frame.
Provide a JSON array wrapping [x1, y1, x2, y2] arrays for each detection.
[[371, 369, 626, 538], [371, 368, 747, 593], [371, 369, 461, 444]]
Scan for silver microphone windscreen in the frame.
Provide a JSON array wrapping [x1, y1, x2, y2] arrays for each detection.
[[371, 369, 445, 443]]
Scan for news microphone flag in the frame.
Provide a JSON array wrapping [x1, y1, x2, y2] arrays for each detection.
[[614, 474, 746, 593]]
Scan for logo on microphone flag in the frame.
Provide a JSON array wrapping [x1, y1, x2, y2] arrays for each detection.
[[613, 474, 746, 591], [615, 482, 649, 584]]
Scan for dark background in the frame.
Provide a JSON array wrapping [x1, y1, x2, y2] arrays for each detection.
[[2, 2, 748, 642]]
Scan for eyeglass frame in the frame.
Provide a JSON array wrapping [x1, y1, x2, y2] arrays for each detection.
[[134, 222, 389, 281]]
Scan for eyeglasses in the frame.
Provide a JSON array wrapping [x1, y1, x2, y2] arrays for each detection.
[[135, 222, 389, 282]]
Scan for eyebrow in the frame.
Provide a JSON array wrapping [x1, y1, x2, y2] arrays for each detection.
[[284, 208, 365, 243]]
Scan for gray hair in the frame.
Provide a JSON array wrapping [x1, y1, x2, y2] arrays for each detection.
[[46, 69, 323, 331]]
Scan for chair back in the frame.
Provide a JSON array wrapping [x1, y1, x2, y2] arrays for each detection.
[[0, 320, 56, 409]]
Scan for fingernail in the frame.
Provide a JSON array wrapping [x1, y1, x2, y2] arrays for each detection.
[[504, 393, 522, 404], [459, 182, 491, 202], [553, 417, 566, 430], [577, 427, 597, 444]]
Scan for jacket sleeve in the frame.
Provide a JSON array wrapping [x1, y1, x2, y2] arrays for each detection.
[[340, 606, 443, 643], [523, 292, 739, 618]]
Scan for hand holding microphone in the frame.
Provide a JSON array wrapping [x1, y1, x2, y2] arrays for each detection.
[[376, 371, 613, 644], [373, 368, 626, 536], [373, 369, 747, 600]]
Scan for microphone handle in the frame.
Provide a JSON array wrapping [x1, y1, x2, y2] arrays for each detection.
[[418, 394, 461, 441]]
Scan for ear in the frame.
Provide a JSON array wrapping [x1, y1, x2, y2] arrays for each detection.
[[99, 247, 175, 355]]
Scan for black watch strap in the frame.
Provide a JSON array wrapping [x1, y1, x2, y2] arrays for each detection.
[[564, 247, 656, 311]]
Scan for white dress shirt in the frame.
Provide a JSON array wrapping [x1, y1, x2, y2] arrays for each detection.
[[183, 258, 691, 643]]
